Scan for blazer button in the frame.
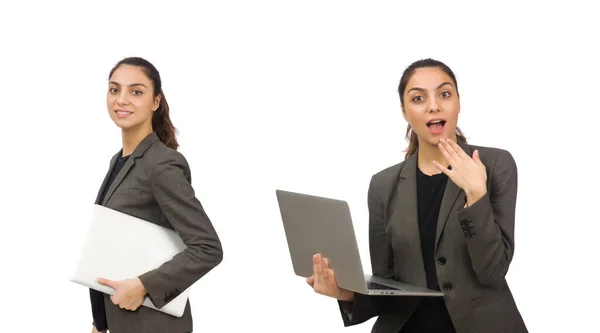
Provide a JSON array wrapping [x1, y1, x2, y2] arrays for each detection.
[[443, 283, 453, 291], [437, 257, 447, 265]]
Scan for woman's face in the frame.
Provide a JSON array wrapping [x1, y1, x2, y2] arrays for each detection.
[[402, 67, 460, 147], [107, 65, 159, 131]]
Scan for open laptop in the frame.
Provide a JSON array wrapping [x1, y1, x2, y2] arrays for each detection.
[[275, 189, 444, 297], [70, 204, 190, 317]]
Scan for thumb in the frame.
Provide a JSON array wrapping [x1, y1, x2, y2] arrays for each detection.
[[472, 149, 482, 164], [97, 277, 118, 290], [306, 275, 315, 287]]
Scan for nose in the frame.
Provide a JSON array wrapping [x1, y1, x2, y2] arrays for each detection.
[[116, 90, 129, 105], [428, 97, 440, 113]]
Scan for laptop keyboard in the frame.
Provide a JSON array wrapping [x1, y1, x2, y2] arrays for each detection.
[[367, 282, 401, 290]]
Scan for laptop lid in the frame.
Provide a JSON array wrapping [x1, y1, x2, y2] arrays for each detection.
[[275, 189, 369, 293], [70, 204, 189, 317]]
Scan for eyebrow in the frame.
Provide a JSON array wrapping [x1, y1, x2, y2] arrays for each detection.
[[109, 81, 147, 88], [407, 81, 454, 94]]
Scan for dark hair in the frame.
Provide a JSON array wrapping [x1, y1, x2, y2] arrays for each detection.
[[109, 57, 179, 150], [398, 58, 466, 159]]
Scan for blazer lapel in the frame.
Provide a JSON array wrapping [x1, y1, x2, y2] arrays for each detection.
[[101, 152, 135, 206], [434, 141, 472, 248], [391, 153, 427, 285], [101, 132, 161, 206]]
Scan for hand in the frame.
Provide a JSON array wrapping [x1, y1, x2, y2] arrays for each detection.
[[306, 253, 354, 301], [97, 277, 147, 311], [433, 138, 487, 206]]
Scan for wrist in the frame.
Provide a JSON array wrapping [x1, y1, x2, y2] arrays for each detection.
[[465, 186, 486, 205], [337, 289, 355, 302], [136, 277, 148, 296]]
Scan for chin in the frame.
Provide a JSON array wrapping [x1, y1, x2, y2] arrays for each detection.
[[424, 137, 442, 147], [112, 120, 135, 130]]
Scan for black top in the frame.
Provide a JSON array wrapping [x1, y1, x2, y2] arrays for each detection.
[[91, 154, 130, 331], [99, 154, 130, 203], [400, 167, 456, 333]]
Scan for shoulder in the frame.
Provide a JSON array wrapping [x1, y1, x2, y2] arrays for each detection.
[[368, 160, 405, 195], [467, 143, 516, 170], [139, 141, 191, 178], [146, 141, 188, 164], [372, 162, 403, 182], [468, 143, 512, 160]]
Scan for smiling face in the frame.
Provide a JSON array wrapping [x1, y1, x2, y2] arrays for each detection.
[[107, 64, 160, 131], [401, 66, 460, 147]]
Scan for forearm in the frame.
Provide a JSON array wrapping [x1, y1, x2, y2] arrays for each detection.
[[337, 289, 355, 302], [459, 192, 512, 286], [144, 153, 224, 308], [338, 292, 391, 326], [139, 240, 223, 308], [465, 186, 486, 208]]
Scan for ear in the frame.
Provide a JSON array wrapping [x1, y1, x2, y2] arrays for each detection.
[[401, 104, 408, 122], [153, 94, 161, 112]]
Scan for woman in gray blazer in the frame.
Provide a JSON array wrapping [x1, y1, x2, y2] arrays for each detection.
[[90, 57, 223, 333], [307, 59, 528, 333]]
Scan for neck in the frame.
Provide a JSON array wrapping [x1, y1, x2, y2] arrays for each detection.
[[121, 126, 152, 156], [417, 134, 457, 175]]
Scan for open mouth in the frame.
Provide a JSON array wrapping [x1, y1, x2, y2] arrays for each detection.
[[427, 119, 446, 128]]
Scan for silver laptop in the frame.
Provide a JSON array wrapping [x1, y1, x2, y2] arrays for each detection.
[[70, 204, 191, 317], [276, 189, 444, 297]]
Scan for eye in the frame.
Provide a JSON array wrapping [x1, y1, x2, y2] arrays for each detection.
[[109, 87, 118, 93], [412, 95, 424, 103], [132, 90, 143, 96], [440, 91, 451, 98]]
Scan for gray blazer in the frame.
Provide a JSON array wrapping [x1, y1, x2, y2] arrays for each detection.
[[91, 132, 223, 333], [338, 142, 528, 333]]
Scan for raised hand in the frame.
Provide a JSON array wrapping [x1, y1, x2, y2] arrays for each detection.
[[433, 138, 487, 206], [97, 277, 147, 311], [306, 253, 354, 301]]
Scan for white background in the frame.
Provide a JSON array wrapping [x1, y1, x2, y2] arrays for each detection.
[[1, 1, 598, 332]]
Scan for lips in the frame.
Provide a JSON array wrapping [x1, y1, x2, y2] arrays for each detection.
[[115, 109, 133, 118], [426, 119, 446, 127], [427, 118, 446, 135]]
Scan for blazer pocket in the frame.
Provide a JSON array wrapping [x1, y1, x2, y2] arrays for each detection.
[[122, 186, 152, 196], [471, 290, 508, 308]]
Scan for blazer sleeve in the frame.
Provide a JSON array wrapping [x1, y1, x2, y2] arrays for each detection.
[[138, 152, 223, 309], [337, 175, 393, 326], [457, 149, 518, 286]]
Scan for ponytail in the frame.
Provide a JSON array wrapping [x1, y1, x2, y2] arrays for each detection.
[[152, 90, 179, 150]]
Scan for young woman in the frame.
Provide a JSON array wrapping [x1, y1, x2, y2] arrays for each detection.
[[89, 57, 223, 333], [307, 59, 528, 333]]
